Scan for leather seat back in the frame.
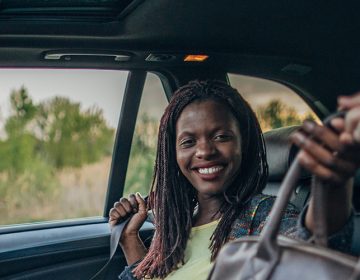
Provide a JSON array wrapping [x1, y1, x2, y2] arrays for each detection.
[[263, 126, 311, 210]]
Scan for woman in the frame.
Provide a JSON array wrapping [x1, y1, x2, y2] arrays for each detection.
[[109, 80, 358, 279]]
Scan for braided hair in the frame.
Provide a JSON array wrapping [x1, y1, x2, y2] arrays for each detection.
[[133, 80, 268, 279]]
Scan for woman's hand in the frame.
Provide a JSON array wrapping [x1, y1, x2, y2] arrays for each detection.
[[108, 193, 148, 264], [291, 120, 358, 187], [109, 192, 148, 241], [337, 92, 360, 145], [290, 119, 357, 234], [329, 93, 360, 169]]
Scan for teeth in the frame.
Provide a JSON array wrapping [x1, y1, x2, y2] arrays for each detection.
[[198, 166, 224, 174]]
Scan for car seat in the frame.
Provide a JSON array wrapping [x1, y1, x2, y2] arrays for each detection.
[[263, 125, 311, 210]]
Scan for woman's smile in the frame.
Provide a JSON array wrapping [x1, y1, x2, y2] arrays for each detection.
[[193, 163, 225, 180], [197, 165, 224, 175], [176, 99, 242, 196]]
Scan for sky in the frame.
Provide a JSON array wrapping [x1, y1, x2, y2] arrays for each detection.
[[0, 69, 128, 130], [228, 73, 312, 115]]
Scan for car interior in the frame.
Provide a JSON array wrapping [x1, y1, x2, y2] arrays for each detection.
[[0, 0, 359, 279]]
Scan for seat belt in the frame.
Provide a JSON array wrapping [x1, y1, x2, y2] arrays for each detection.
[[292, 182, 310, 210], [89, 216, 131, 280], [90, 195, 150, 280]]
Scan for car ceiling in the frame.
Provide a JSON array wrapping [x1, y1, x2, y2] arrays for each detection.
[[0, 0, 359, 114]]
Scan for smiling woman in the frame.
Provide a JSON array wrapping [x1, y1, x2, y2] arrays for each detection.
[[110, 80, 294, 279], [175, 100, 242, 199], [0, 1, 358, 279], [110, 80, 357, 280]]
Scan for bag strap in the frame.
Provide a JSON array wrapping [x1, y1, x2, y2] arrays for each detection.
[[237, 111, 347, 279], [311, 176, 328, 246], [260, 111, 345, 247], [291, 181, 310, 210]]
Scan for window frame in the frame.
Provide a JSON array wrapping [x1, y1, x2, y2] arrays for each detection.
[[0, 69, 148, 233], [104, 70, 147, 216], [227, 72, 323, 122]]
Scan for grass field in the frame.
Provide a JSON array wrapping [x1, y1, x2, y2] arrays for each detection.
[[0, 156, 112, 225]]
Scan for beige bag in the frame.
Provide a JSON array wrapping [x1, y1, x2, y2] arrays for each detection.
[[209, 112, 360, 280]]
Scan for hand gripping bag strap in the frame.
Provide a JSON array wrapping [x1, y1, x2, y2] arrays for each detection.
[[89, 217, 131, 280], [238, 111, 345, 279], [209, 111, 360, 280]]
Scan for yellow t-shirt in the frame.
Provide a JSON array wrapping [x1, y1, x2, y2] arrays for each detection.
[[164, 220, 219, 280]]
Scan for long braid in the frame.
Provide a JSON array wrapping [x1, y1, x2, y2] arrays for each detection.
[[133, 80, 268, 278]]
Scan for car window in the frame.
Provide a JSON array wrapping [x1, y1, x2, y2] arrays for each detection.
[[0, 69, 127, 225], [228, 74, 319, 132], [123, 73, 168, 197]]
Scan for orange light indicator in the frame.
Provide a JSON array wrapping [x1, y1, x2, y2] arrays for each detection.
[[184, 54, 209, 62]]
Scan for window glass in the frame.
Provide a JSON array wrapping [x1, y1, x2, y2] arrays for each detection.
[[0, 69, 127, 225], [124, 73, 168, 197], [228, 74, 319, 132]]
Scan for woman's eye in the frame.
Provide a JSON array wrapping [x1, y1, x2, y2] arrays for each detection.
[[214, 134, 231, 141], [179, 138, 195, 147]]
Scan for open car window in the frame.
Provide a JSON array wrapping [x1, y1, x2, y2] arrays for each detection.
[[123, 73, 168, 197], [228, 73, 319, 132], [0, 69, 127, 226]]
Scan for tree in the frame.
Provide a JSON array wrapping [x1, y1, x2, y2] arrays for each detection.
[[256, 99, 315, 131], [36, 97, 114, 168], [124, 113, 158, 196], [1, 86, 38, 174], [1, 88, 114, 171], [0, 87, 116, 223]]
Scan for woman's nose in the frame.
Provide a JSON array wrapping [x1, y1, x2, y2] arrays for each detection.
[[195, 140, 216, 159]]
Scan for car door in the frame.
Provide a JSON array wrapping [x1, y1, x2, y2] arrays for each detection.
[[0, 69, 166, 280]]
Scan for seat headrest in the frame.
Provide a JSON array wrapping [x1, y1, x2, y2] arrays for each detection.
[[263, 125, 310, 181]]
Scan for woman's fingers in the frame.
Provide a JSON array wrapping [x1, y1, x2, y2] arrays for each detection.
[[345, 109, 360, 133], [330, 117, 345, 134], [108, 208, 121, 226], [135, 192, 147, 215], [338, 93, 360, 110], [120, 197, 133, 213], [297, 150, 354, 186], [109, 195, 141, 226], [291, 131, 356, 177], [301, 120, 342, 151], [338, 93, 360, 144], [290, 120, 359, 187], [108, 193, 148, 237], [342, 109, 360, 143], [122, 193, 148, 237], [128, 194, 139, 213]]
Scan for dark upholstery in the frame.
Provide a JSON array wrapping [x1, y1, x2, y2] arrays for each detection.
[[263, 126, 311, 210]]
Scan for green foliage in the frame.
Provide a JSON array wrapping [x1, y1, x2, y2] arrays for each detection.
[[1, 88, 114, 172], [37, 97, 114, 168], [0, 157, 57, 212], [124, 113, 158, 196], [256, 99, 316, 131], [0, 86, 115, 223], [1, 87, 39, 174]]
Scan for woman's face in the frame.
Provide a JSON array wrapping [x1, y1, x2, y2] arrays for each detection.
[[175, 100, 242, 197]]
